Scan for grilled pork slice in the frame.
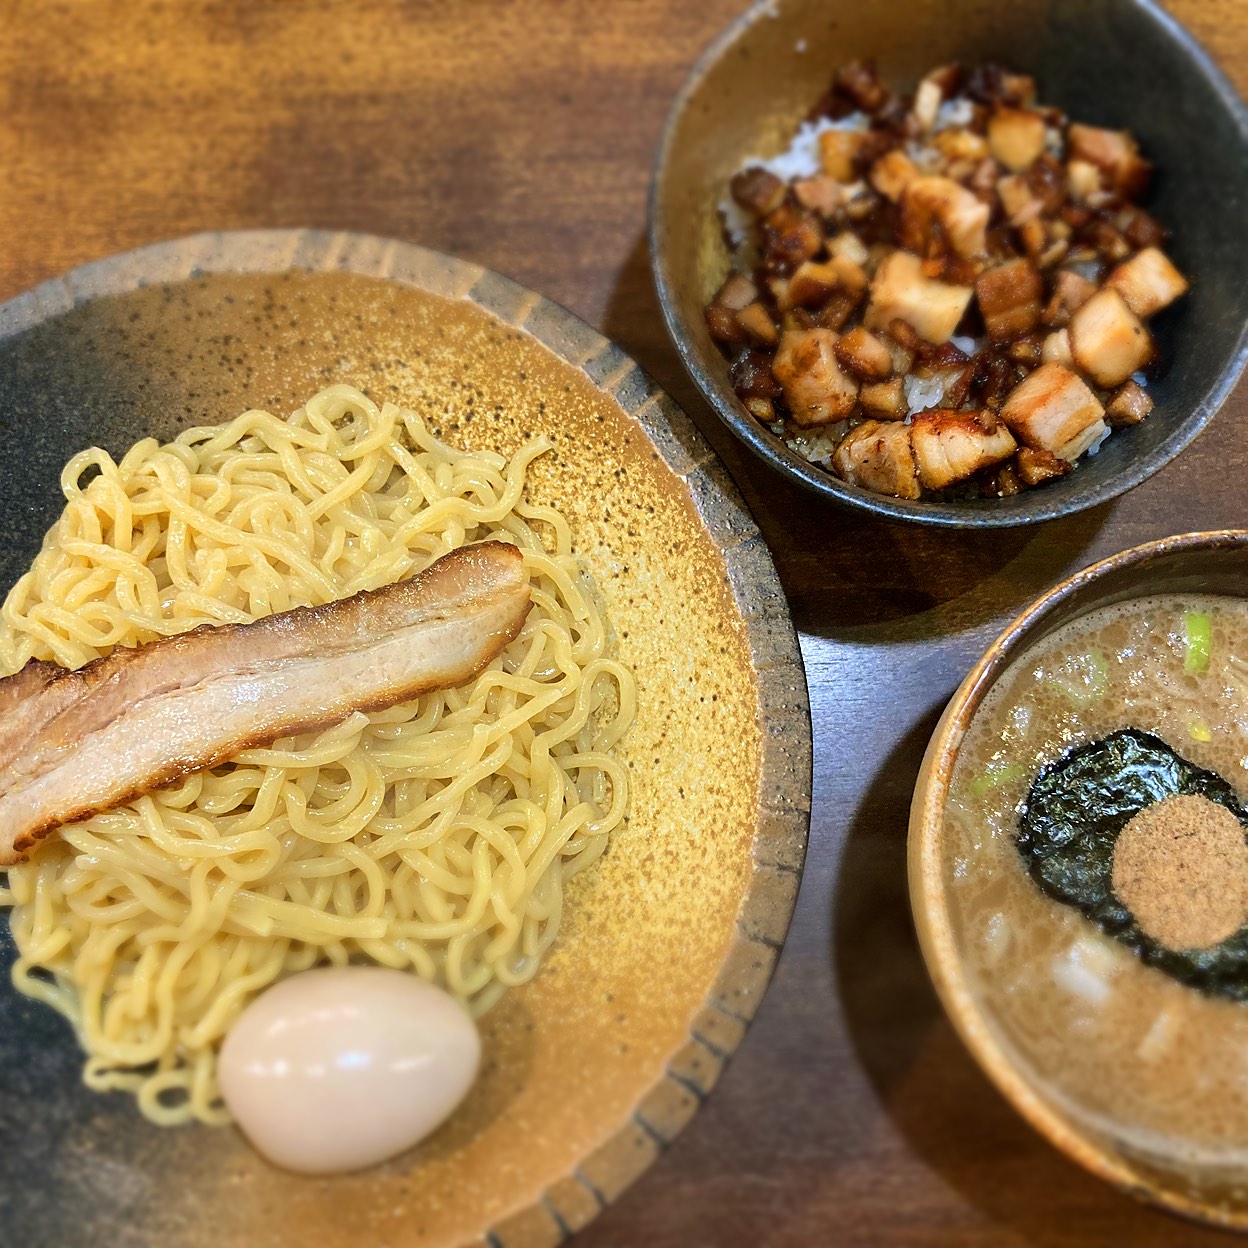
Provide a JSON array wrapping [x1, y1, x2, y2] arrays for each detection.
[[910, 409, 1017, 490], [864, 251, 974, 345], [1106, 247, 1189, 319], [832, 420, 920, 499], [0, 542, 531, 864], [773, 328, 860, 426], [1000, 362, 1107, 461]]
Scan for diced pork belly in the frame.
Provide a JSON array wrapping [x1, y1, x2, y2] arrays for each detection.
[[1066, 159, 1103, 205], [1068, 123, 1152, 195], [912, 77, 943, 131], [1042, 328, 1073, 366], [730, 167, 787, 217], [820, 130, 866, 182], [773, 328, 860, 426], [1017, 446, 1073, 486], [1042, 270, 1096, 328], [1000, 362, 1107, 461], [737, 303, 779, 347], [998, 174, 1042, 226], [827, 231, 870, 267], [975, 258, 1043, 340], [987, 108, 1048, 171], [1068, 288, 1153, 388], [860, 377, 907, 419], [705, 273, 760, 344], [910, 409, 1017, 490], [1106, 379, 1154, 427], [832, 420, 920, 499], [793, 174, 843, 217], [864, 251, 973, 344], [834, 327, 893, 381], [762, 204, 825, 271], [785, 260, 843, 308], [899, 176, 990, 258], [870, 150, 920, 202], [1106, 247, 1190, 319]]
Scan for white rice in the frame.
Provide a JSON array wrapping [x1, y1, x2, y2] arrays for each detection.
[[1084, 424, 1113, 456], [719, 113, 870, 249], [934, 98, 975, 131]]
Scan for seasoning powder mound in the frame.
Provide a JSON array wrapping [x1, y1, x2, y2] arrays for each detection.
[[1111, 794, 1248, 951]]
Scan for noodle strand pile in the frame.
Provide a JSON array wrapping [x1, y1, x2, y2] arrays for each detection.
[[0, 385, 634, 1125]]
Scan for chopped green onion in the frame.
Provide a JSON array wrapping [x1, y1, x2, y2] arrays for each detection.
[[1185, 611, 1212, 675], [1053, 650, 1108, 705], [1188, 717, 1213, 743], [970, 761, 1026, 798]]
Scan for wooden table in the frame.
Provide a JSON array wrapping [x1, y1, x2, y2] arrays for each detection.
[[2, 3, 1245, 1243]]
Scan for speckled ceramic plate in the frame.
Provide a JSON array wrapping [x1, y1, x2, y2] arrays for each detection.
[[0, 231, 810, 1248]]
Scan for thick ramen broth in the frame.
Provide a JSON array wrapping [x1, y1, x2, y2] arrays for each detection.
[[946, 594, 1248, 1169]]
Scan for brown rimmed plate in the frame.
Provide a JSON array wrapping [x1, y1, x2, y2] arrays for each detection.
[[0, 230, 811, 1248]]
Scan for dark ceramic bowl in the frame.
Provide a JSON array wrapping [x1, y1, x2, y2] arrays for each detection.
[[910, 530, 1248, 1227], [650, 0, 1248, 527]]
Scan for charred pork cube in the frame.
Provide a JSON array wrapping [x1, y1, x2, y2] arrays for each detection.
[[730, 167, 787, 217], [1065, 159, 1104, 205], [832, 420, 920, 498], [1068, 288, 1153, 388], [1068, 123, 1152, 195], [912, 76, 943, 131], [773, 328, 860, 426], [820, 130, 867, 182], [736, 303, 779, 347], [987, 107, 1048, 171], [910, 409, 1018, 490], [1042, 270, 1097, 327], [730, 349, 782, 401], [864, 251, 974, 344], [834, 326, 893, 381], [793, 174, 843, 217], [997, 174, 1041, 225], [975, 258, 1044, 340], [900, 176, 990, 258], [705, 273, 760, 344], [1000, 361, 1107, 461], [785, 260, 843, 309], [1106, 247, 1189, 319], [869, 150, 920, 202], [827, 230, 871, 268], [762, 203, 824, 272], [835, 59, 890, 113], [1105, 379, 1154, 426], [860, 377, 907, 419], [1041, 327, 1073, 366], [1017, 446, 1074, 486]]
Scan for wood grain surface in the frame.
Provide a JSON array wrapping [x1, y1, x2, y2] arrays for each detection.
[[2, 2, 1245, 1244]]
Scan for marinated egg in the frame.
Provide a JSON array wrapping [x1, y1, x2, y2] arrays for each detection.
[[218, 966, 480, 1174]]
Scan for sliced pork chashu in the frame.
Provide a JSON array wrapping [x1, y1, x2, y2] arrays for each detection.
[[0, 541, 531, 864]]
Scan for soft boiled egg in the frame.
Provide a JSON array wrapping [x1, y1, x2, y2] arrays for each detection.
[[218, 966, 480, 1174]]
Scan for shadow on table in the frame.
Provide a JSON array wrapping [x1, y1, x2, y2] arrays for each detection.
[[828, 708, 1239, 1247], [601, 232, 1112, 641]]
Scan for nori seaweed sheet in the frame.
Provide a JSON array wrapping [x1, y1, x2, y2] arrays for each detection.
[[1018, 728, 1248, 1000]]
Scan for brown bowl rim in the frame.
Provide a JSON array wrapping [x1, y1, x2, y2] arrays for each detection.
[[0, 228, 814, 1248], [908, 528, 1248, 1229]]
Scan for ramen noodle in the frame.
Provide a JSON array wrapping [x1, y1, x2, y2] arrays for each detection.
[[0, 384, 634, 1126]]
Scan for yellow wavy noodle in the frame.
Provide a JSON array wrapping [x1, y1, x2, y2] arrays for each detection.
[[0, 385, 634, 1126]]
